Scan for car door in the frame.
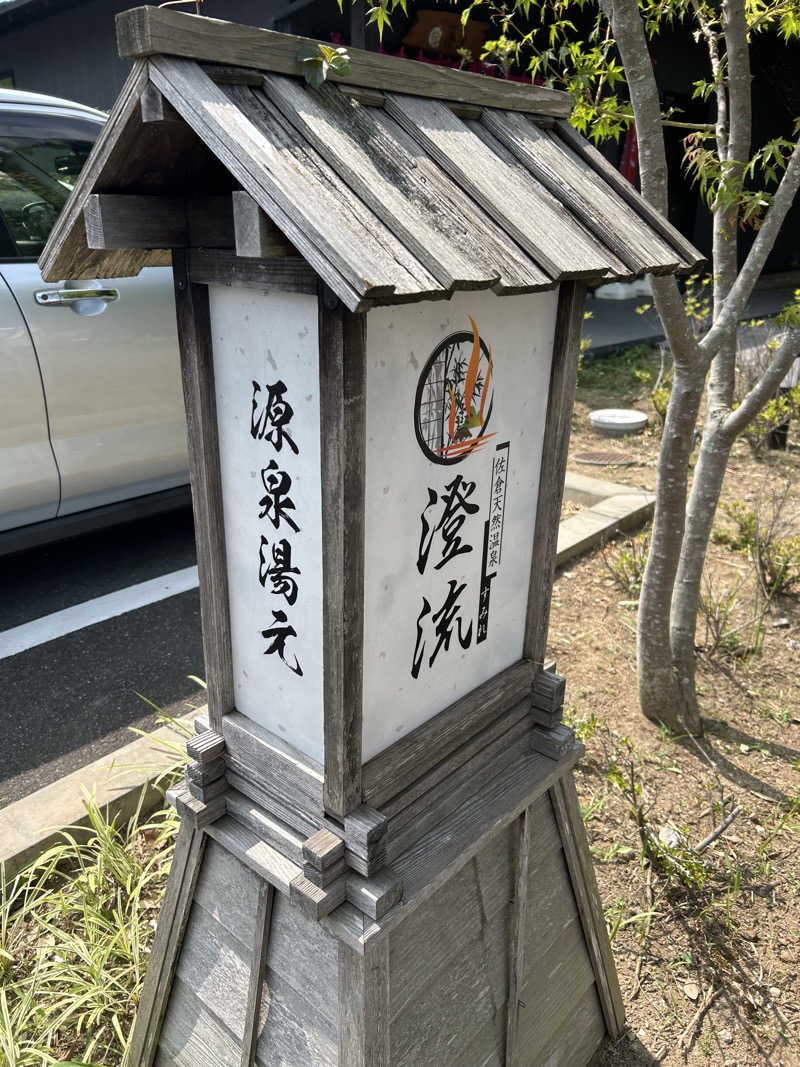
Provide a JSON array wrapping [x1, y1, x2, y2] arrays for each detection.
[[0, 103, 187, 518], [0, 269, 59, 532]]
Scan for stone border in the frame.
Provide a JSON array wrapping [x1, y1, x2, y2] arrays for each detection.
[[0, 711, 199, 881], [1, 476, 653, 882], [558, 471, 655, 566]]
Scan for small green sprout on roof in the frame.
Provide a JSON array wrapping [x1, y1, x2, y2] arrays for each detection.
[[297, 45, 352, 89]]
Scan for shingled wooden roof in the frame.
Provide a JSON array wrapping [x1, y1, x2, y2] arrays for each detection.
[[39, 5, 704, 311]]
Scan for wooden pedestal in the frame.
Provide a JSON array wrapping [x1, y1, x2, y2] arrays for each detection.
[[129, 725, 623, 1067]]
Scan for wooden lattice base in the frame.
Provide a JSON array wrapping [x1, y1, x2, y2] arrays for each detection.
[[128, 735, 623, 1067]]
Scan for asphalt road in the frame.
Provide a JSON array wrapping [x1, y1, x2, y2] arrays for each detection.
[[0, 506, 206, 808]]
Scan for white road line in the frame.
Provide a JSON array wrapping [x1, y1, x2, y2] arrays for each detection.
[[0, 565, 199, 660]]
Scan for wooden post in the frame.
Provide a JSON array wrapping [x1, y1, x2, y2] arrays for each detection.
[[319, 289, 367, 818], [172, 250, 234, 732], [523, 280, 586, 669]]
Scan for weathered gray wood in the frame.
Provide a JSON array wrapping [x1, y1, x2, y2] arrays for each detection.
[[531, 669, 566, 713], [457, 1013, 506, 1067], [185, 757, 225, 786], [303, 828, 346, 870], [167, 780, 226, 828], [158, 975, 242, 1067], [505, 807, 532, 1066], [38, 61, 161, 281], [339, 934, 390, 1067], [481, 109, 684, 275], [193, 839, 261, 942], [514, 915, 598, 1057], [173, 252, 233, 732], [117, 6, 573, 117], [389, 851, 491, 1018], [523, 843, 581, 967], [318, 299, 367, 817], [386, 747, 582, 936], [290, 871, 347, 919], [391, 923, 495, 1067], [242, 880, 275, 1067], [532, 722, 577, 759], [84, 193, 233, 250], [192, 841, 339, 1015], [205, 814, 302, 894], [187, 249, 316, 293], [380, 699, 531, 821], [186, 772, 227, 802], [140, 81, 180, 123], [555, 119, 705, 269], [385, 716, 533, 862], [362, 658, 534, 808], [232, 189, 294, 257], [127, 822, 206, 1067], [261, 76, 548, 294], [149, 57, 441, 309], [523, 281, 586, 669], [383, 94, 615, 281], [521, 980, 606, 1067], [222, 711, 324, 807], [304, 855, 349, 888], [186, 729, 225, 762], [550, 774, 626, 1038], [256, 964, 338, 1066], [338, 84, 385, 108], [176, 899, 253, 1038], [225, 766, 322, 841], [466, 117, 631, 279], [345, 867, 403, 920]]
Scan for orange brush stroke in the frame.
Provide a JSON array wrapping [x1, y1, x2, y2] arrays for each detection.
[[435, 431, 497, 455], [464, 316, 481, 417], [479, 345, 493, 422]]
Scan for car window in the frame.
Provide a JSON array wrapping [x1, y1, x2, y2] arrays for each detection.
[[0, 111, 101, 258]]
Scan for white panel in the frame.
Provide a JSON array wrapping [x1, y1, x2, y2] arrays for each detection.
[[209, 286, 324, 761], [362, 289, 558, 760]]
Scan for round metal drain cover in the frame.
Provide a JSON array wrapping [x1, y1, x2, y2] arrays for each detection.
[[589, 407, 649, 436], [572, 450, 635, 467]]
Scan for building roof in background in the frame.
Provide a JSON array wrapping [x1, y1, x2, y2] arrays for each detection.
[[0, 0, 78, 32], [39, 6, 704, 309]]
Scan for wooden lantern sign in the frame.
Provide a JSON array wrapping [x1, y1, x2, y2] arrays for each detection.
[[41, 9, 702, 1064]]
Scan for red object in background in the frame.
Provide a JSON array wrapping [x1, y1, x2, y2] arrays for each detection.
[[620, 124, 639, 185]]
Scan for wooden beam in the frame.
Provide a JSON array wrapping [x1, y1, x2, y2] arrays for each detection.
[[139, 82, 180, 123], [319, 294, 367, 818], [361, 658, 535, 809], [338, 935, 391, 1066], [523, 281, 586, 669], [240, 880, 275, 1067], [505, 806, 533, 1066], [187, 248, 315, 293], [117, 6, 573, 118], [172, 250, 234, 733], [232, 189, 294, 258], [550, 775, 626, 1039], [125, 822, 206, 1067], [84, 193, 234, 250]]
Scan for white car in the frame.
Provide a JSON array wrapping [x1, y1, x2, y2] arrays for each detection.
[[0, 87, 188, 554]]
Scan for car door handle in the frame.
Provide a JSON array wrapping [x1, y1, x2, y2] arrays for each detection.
[[34, 288, 119, 307]]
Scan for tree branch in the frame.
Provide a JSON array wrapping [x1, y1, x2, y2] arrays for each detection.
[[723, 327, 800, 437], [700, 136, 800, 358]]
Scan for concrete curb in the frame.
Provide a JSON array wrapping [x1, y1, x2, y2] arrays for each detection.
[[0, 711, 198, 881], [0, 476, 654, 883], [559, 471, 654, 567]]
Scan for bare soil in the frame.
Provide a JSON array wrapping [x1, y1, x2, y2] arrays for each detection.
[[559, 351, 800, 1066]]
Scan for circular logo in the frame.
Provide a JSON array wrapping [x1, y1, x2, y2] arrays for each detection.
[[414, 316, 495, 465]]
